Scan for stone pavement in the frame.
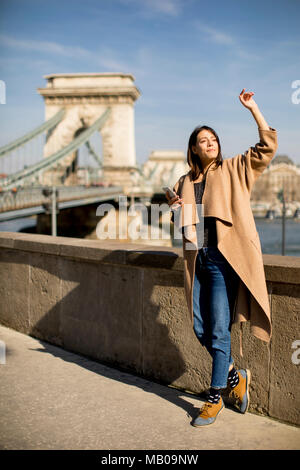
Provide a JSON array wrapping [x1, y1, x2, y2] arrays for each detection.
[[0, 325, 299, 450]]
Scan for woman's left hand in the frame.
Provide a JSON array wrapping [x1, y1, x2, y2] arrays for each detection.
[[239, 88, 257, 110]]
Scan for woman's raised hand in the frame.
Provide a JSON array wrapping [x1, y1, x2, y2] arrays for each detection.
[[239, 88, 257, 110]]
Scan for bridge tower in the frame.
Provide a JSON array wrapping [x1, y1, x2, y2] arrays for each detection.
[[37, 73, 140, 186]]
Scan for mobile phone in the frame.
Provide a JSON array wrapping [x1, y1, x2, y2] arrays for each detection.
[[162, 186, 177, 198], [162, 186, 181, 210]]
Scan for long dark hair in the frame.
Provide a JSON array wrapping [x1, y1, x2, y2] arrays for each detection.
[[187, 125, 223, 181]]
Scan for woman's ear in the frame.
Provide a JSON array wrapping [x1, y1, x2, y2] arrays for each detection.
[[191, 145, 197, 155]]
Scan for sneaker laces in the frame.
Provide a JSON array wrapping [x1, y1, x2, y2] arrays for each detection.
[[230, 389, 241, 403], [199, 402, 213, 417]]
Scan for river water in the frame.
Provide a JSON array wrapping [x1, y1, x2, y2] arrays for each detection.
[[0, 215, 299, 257]]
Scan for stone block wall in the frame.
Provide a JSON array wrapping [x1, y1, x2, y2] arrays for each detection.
[[0, 232, 299, 426]]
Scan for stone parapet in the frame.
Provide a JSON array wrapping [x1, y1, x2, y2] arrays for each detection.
[[0, 232, 299, 426]]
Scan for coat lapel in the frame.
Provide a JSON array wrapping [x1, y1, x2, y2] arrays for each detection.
[[178, 162, 233, 247]]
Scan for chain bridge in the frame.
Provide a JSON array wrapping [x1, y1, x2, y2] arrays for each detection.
[[0, 73, 187, 240]]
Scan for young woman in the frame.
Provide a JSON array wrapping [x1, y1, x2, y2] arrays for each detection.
[[166, 89, 278, 426]]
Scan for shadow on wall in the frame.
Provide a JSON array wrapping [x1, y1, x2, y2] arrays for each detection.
[[0, 245, 212, 417]]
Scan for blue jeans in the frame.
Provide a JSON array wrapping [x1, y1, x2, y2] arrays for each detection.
[[193, 246, 240, 389]]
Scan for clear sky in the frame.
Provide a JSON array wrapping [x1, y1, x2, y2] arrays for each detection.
[[0, 0, 300, 165]]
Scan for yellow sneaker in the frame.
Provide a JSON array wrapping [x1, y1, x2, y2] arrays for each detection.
[[228, 369, 251, 414], [192, 398, 224, 427]]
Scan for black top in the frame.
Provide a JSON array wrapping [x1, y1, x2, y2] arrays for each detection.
[[194, 181, 218, 248]]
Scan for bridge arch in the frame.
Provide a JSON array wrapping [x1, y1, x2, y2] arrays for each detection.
[[37, 73, 140, 187]]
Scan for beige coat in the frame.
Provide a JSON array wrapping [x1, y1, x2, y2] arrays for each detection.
[[172, 127, 278, 348]]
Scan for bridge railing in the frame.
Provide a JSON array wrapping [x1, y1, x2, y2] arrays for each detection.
[[0, 185, 123, 214]]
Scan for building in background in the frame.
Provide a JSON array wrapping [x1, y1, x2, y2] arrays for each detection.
[[251, 155, 300, 204], [142, 150, 189, 191]]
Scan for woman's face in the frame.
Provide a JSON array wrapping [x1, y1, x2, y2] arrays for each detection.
[[192, 129, 219, 162]]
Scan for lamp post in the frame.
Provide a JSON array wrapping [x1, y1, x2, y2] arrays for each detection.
[[51, 185, 57, 236], [277, 184, 286, 256], [42, 187, 59, 236]]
